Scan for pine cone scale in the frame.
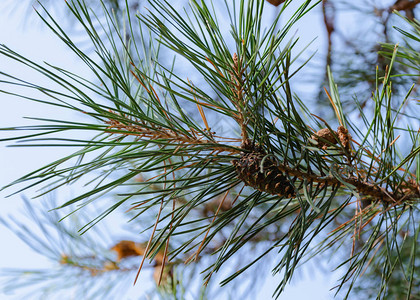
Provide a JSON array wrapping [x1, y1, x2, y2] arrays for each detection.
[[232, 140, 295, 198]]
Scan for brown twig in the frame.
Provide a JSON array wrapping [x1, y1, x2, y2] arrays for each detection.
[[232, 138, 419, 204], [105, 110, 241, 155], [133, 194, 165, 285], [390, 0, 420, 20], [266, 0, 286, 6], [322, 0, 335, 70]]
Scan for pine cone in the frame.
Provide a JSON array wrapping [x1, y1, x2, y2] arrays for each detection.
[[232, 140, 295, 198], [310, 128, 337, 149]]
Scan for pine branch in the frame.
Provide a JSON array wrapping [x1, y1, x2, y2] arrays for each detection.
[[0, 0, 419, 299]]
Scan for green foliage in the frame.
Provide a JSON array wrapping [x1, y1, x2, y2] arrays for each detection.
[[0, 0, 419, 299]]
